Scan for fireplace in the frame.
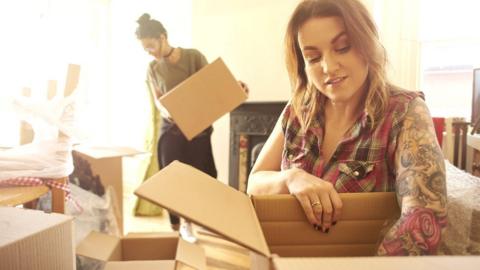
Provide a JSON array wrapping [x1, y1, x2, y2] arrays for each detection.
[[229, 101, 287, 191]]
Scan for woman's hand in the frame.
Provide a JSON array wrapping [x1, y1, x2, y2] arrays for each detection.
[[238, 80, 250, 96], [286, 168, 343, 232]]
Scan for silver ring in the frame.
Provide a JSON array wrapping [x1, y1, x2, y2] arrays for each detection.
[[311, 201, 321, 207]]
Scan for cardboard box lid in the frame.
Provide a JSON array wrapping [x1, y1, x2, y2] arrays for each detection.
[[76, 231, 206, 270], [0, 207, 73, 248], [272, 256, 480, 270], [159, 58, 247, 140], [134, 161, 270, 257], [73, 145, 146, 159]]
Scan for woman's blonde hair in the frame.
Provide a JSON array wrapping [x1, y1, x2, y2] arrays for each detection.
[[285, 0, 389, 132]]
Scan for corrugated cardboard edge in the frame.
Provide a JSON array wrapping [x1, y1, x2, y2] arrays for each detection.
[[134, 161, 270, 258], [0, 208, 75, 270]]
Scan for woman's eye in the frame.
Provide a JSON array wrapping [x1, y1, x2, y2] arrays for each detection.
[[336, 46, 351, 54], [306, 56, 321, 64]]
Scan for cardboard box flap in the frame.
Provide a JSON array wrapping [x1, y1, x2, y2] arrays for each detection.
[[104, 261, 176, 270], [74, 145, 145, 159], [159, 58, 247, 140], [251, 192, 400, 221], [175, 238, 206, 270], [0, 207, 72, 247], [134, 161, 270, 257], [76, 231, 121, 261]]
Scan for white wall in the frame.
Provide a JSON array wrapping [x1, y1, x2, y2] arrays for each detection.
[[191, 1, 299, 183]]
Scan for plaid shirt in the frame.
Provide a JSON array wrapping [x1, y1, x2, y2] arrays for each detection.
[[281, 89, 423, 193]]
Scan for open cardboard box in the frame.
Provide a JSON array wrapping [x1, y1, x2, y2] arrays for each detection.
[[72, 145, 146, 235], [76, 231, 206, 270], [0, 207, 75, 270], [133, 161, 405, 269], [272, 256, 480, 270], [159, 57, 247, 140]]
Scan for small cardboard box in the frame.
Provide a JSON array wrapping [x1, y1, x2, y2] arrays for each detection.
[[134, 161, 401, 269], [72, 145, 145, 235], [159, 58, 248, 140], [76, 231, 206, 270], [0, 207, 75, 270]]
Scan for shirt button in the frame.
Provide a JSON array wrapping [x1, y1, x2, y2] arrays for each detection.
[[288, 154, 294, 160], [353, 171, 360, 177]]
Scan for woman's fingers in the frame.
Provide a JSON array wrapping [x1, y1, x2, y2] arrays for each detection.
[[296, 194, 319, 226], [238, 80, 249, 96], [329, 189, 343, 224], [319, 193, 333, 232], [308, 193, 323, 225]]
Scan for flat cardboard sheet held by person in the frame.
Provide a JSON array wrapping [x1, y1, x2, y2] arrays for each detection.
[[159, 58, 248, 140]]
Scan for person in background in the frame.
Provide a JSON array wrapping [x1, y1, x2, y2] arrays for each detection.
[[247, 0, 447, 255], [135, 13, 248, 242]]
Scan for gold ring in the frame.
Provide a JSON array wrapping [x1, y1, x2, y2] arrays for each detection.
[[311, 201, 321, 207]]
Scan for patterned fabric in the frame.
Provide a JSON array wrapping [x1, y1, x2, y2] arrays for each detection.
[[281, 88, 424, 193], [0, 177, 82, 211]]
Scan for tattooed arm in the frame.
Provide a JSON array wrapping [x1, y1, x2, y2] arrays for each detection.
[[377, 97, 447, 256]]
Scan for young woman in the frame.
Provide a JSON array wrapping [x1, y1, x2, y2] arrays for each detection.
[[136, 13, 217, 235], [247, 0, 447, 255]]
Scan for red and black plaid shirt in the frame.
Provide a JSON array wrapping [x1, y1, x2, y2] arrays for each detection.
[[281, 89, 423, 193]]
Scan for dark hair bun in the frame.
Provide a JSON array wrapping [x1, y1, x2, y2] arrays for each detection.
[[137, 13, 151, 25]]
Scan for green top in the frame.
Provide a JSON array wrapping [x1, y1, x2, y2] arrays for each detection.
[[135, 48, 207, 216], [146, 47, 207, 96], [146, 47, 211, 135]]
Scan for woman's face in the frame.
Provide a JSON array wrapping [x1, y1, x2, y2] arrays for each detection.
[[140, 36, 164, 60], [298, 16, 368, 104]]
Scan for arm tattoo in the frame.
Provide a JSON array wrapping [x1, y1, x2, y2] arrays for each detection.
[[378, 98, 447, 256]]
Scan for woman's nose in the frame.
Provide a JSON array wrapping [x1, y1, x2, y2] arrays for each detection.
[[321, 54, 339, 74]]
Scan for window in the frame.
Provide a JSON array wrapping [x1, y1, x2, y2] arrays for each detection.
[[419, 0, 480, 120]]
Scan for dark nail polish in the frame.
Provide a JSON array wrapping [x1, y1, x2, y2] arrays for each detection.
[[324, 228, 330, 234], [332, 221, 337, 226], [314, 224, 321, 231]]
